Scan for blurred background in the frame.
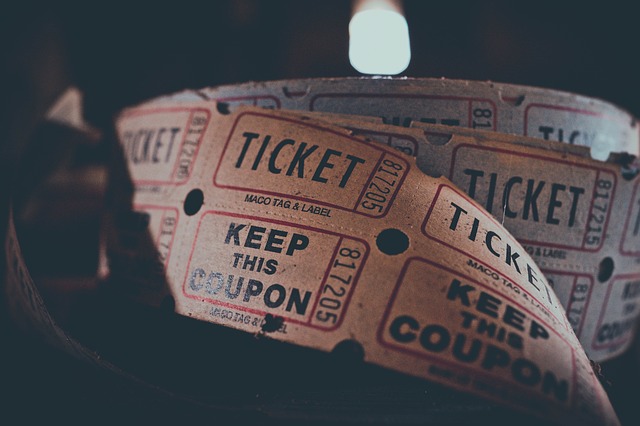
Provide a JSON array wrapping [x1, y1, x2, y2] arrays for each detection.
[[2, 1, 640, 424], [4, 0, 640, 141]]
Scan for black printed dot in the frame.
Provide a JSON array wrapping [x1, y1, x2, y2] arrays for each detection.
[[376, 228, 409, 255], [598, 257, 614, 283], [184, 189, 204, 216]]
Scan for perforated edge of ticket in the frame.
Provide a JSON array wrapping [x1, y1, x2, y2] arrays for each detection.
[[145, 77, 639, 159]]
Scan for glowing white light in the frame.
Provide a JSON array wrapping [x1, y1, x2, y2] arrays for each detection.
[[349, 1, 411, 75]]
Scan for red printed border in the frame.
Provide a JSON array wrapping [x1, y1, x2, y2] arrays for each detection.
[[119, 107, 211, 186], [591, 273, 640, 351], [181, 210, 370, 332], [523, 103, 603, 139], [522, 103, 630, 139], [421, 183, 568, 327], [212, 111, 410, 219], [620, 179, 640, 256], [540, 269, 595, 340], [376, 256, 577, 408], [523, 102, 639, 157], [449, 143, 617, 252]]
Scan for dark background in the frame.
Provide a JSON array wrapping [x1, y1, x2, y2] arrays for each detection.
[[4, 1, 640, 141], [2, 1, 640, 424]]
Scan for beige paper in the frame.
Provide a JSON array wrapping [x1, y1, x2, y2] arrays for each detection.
[[109, 101, 620, 424], [275, 111, 639, 362]]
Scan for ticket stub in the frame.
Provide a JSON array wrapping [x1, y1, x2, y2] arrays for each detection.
[[153, 78, 639, 158], [117, 107, 211, 199], [446, 145, 615, 252], [107, 102, 619, 424], [182, 211, 368, 330], [212, 112, 409, 218]]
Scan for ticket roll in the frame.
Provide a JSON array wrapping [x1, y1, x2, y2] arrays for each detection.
[[7, 78, 640, 425]]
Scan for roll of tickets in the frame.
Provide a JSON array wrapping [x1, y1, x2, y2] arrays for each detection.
[[109, 101, 620, 424], [150, 78, 639, 159], [140, 77, 640, 362]]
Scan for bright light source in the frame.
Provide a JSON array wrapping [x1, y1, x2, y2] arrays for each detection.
[[349, 0, 411, 75]]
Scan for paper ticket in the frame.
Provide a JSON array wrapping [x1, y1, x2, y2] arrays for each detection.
[[107, 101, 620, 424]]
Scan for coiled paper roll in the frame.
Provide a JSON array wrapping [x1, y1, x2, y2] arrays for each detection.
[[108, 95, 626, 424]]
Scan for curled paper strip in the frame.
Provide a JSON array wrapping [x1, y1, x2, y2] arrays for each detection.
[[109, 100, 621, 424], [278, 111, 640, 362]]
